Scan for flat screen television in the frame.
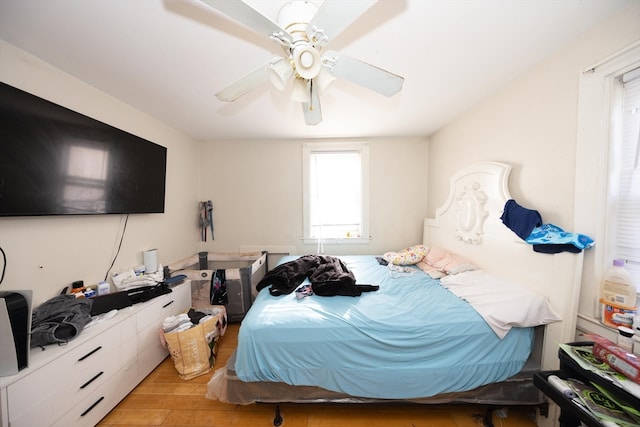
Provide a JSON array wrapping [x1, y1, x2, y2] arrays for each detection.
[[0, 82, 167, 216]]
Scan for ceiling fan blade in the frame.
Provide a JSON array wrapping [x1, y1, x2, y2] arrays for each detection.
[[306, 0, 377, 46], [323, 50, 404, 97], [215, 62, 270, 102], [200, 0, 293, 45], [302, 82, 322, 125]]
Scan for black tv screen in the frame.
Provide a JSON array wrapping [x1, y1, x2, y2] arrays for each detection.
[[0, 82, 167, 216]]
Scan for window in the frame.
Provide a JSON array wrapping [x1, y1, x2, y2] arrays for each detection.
[[610, 67, 640, 287], [302, 141, 369, 246], [575, 42, 640, 318]]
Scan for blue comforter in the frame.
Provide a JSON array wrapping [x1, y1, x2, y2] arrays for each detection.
[[235, 255, 533, 399]]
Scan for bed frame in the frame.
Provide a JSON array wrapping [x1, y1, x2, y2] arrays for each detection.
[[208, 161, 583, 427]]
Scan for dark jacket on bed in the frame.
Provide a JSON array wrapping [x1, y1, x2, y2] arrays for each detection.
[[256, 255, 378, 297]]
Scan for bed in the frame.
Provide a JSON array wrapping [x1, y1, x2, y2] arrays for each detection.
[[206, 162, 584, 427]]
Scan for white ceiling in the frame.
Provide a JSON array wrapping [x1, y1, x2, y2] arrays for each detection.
[[0, 0, 632, 141]]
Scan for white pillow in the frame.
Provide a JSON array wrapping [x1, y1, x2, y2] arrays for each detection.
[[440, 270, 562, 339], [416, 246, 477, 278]]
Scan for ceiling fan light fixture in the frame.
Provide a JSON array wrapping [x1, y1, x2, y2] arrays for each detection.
[[268, 58, 293, 90], [200, 0, 404, 125], [292, 44, 321, 80], [315, 68, 336, 93]]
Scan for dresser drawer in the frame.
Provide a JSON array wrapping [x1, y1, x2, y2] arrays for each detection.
[[7, 347, 125, 427], [137, 321, 169, 378], [6, 396, 54, 427], [136, 292, 178, 332], [135, 283, 190, 336], [6, 316, 125, 422], [135, 284, 190, 378], [51, 334, 137, 422], [52, 356, 138, 427]]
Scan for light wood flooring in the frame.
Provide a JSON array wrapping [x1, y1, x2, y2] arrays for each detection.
[[97, 323, 540, 427]]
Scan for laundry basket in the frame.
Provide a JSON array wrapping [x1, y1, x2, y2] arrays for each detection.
[[161, 306, 227, 380]]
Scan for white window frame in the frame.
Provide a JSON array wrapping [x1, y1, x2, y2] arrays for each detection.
[[610, 67, 640, 287], [574, 41, 640, 319], [302, 141, 370, 246]]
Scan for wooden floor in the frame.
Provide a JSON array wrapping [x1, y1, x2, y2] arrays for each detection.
[[97, 323, 539, 427]]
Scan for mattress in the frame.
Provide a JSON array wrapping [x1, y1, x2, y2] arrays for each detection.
[[232, 255, 534, 400]]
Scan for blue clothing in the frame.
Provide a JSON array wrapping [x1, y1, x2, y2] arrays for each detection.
[[525, 224, 595, 250], [500, 199, 542, 240], [501, 200, 594, 254]]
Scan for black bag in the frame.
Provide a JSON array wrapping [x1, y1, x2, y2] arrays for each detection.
[[210, 269, 228, 306]]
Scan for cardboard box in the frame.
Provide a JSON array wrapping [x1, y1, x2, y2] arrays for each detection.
[[590, 334, 640, 384], [600, 298, 636, 328]]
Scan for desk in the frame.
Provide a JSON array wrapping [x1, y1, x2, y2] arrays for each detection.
[[533, 342, 640, 427]]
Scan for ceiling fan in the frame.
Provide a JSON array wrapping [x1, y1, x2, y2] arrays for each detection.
[[200, 0, 404, 125]]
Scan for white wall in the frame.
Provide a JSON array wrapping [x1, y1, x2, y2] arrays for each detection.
[[0, 41, 201, 306], [427, 4, 640, 314], [428, 3, 639, 219], [3, 2, 635, 307], [197, 137, 428, 257]]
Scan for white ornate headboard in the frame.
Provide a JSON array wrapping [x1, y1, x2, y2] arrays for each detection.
[[424, 161, 583, 371]]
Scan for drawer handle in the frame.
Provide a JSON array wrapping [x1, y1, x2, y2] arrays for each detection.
[[162, 300, 174, 309], [80, 371, 104, 389], [81, 396, 104, 417], [78, 346, 102, 361]]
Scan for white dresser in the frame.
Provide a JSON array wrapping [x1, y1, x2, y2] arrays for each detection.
[[0, 281, 191, 427]]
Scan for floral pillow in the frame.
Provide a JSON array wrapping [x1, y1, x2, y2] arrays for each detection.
[[382, 244, 429, 265]]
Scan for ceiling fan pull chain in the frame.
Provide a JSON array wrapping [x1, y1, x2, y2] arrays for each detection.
[[309, 79, 314, 109]]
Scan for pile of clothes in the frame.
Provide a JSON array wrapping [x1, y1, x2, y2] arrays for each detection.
[[500, 199, 594, 254], [30, 295, 93, 348], [256, 254, 379, 297], [163, 308, 217, 334]]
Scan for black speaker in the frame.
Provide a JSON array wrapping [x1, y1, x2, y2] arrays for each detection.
[[0, 290, 32, 376]]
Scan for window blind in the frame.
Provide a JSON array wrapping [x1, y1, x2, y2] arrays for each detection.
[[616, 67, 640, 290]]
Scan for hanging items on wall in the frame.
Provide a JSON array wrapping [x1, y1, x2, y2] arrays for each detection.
[[199, 200, 214, 242]]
